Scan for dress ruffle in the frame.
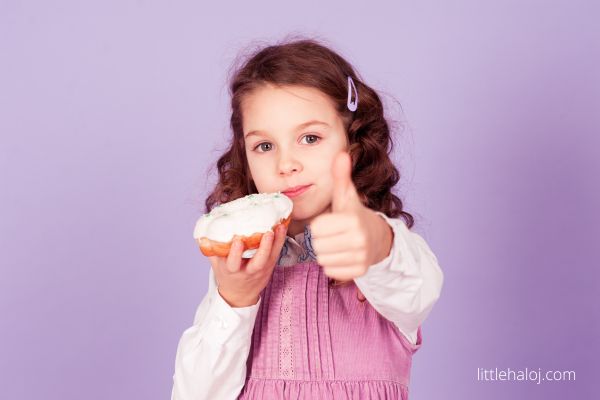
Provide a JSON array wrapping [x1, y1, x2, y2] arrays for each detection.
[[238, 377, 410, 400]]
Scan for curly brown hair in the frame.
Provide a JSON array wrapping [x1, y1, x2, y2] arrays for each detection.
[[204, 35, 414, 229]]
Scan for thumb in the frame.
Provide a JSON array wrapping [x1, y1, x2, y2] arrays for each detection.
[[331, 151, 361, 213]]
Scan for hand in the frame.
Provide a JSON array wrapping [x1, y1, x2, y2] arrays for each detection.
[[310, 151, 393, 282], [207, 223, 288, 307]]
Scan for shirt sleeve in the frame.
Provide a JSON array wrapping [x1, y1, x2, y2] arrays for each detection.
[[353, 211, 444, 346], [171, 267, 261, 400]]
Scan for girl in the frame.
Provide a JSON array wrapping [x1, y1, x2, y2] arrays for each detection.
[[171, 38, 444, 400]]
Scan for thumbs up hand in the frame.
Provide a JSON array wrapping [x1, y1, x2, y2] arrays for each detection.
[[310, 151, 394, 283]]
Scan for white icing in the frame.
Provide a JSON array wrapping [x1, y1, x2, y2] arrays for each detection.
[[193, 192, 293, 243], [241, 249, 258, 259]]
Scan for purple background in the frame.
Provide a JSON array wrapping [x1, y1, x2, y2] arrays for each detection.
[[1, 1, 598, 399]]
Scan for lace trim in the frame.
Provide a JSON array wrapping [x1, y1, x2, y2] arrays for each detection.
[[278, 266, 294, 378]]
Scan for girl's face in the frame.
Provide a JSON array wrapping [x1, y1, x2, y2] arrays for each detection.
[[242, 84, 349, 236]]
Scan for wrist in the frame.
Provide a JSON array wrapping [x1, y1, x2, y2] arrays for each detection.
[[218, 287, 259, 308], [371, 211, 394, 265]]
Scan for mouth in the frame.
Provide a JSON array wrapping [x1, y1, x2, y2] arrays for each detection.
[[282, 184, 312, 198]]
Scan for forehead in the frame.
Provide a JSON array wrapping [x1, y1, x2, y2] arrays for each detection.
[[242, 84, 339, 135]]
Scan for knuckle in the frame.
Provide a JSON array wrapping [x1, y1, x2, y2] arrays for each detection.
[[359, 229, 368, 243], [354, 234, 365, 249], [248, 259, 265, 272], [356, 265, 368, 275], [356, 252, 367, 265], [311, 240, 321, 254], [316, 255, 326, 266]]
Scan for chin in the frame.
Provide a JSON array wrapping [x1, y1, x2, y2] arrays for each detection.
[[292, 202, 330, 221], [291, 202, 322, 220], [290, 208, 312, 222]]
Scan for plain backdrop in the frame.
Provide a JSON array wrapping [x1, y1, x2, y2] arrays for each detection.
[[1, 1, 598, 399]]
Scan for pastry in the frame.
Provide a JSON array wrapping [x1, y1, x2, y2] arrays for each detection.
[[193, 192, 293, 258]]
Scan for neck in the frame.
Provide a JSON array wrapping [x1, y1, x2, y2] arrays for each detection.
[[287, 219, 307, 237]]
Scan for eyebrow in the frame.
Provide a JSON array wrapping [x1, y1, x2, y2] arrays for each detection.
[[244, 120, 330, 139]]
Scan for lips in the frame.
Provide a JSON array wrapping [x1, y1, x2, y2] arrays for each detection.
[[282, 184, 311, 197]]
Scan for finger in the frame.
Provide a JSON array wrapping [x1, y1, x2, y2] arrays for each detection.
[[323, 265, 366, 281], [225, 236, 244, 273], [267, 224, 288, 265], [207, 255, 219, 268], [356, 288, 367, 302], [331, 151, 362, 213], [246, 231, 274, 274], [311, 231, 365, 256], [331, 151, 353, 213], [310, 214, 355, 239], [317, 250, 367, 268]]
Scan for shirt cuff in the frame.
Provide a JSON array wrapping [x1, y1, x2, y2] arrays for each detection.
[[204, 288, 262, 346]]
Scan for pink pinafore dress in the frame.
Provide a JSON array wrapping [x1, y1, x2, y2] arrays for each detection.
[[237, 225, 423, 399]]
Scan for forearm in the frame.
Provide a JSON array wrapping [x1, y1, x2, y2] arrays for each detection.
[[171, 331, 252, 400], [354, 212, 444, 345], [172, 280, 261, 400], [370, 210, 394, 265]]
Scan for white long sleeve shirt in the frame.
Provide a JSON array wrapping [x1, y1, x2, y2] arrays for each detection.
[[171, 212, 444, 400]]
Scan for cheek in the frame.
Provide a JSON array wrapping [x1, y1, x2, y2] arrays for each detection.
[[247, 153, 268, 173], [310, 165, 334, 197], [247, 156, 274, 190], [313, 154, 335, 179], [246, 156, 259, 178]]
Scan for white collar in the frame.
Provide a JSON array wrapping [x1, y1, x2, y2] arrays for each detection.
[[277, 224, 318, 266]]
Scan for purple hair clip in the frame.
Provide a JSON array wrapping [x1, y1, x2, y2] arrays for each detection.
[[347, 75, 358, 112]]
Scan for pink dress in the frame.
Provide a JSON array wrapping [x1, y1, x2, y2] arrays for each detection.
[[237, 258, 423, 399]]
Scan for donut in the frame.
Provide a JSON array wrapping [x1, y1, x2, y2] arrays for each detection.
[[193, 192, 293, 258]]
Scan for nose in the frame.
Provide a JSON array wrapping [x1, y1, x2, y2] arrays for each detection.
[[278, 151, 303, 176]]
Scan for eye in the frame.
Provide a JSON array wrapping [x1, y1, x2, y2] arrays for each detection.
[[253, 142, 273, 152], [300, 134, 321, 145]]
